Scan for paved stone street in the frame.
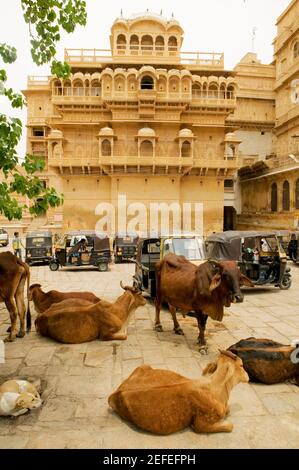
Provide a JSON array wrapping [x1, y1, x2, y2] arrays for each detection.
[[1, 259, 299, 449]]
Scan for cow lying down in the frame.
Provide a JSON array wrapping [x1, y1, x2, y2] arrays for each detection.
[[29, 283, 100, 313], [35, 283, 146, 344], [108, 351, 249, 435], [227, 338, 299, 385]]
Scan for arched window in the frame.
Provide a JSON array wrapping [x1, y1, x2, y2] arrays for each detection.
[[140, 140, 153, 157], [130, 35, 139, 50], [271, 183, 277, 212], [91, 80, 101, 96], [101, 140, 111, 157], [116, 34, 126, 50], [192, 83, 201, 97], [294, 42, 299, 59], [220, 84, 226, 99], [53, 80, 61, 95], [141, 75, 154, 90], [181, 141, 191, 158], [208, 83, 218, 99], [296, 179, 299, 209], [168, 36, 177, 51], [282, 181, 290, 211], [155, 36, 164, 52], [73, 80, 83, 96], [227, 85, 235, 99], [141, 35, 153, 51]]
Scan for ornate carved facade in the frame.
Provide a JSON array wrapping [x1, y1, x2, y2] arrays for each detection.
[[238, 0, 299, 230], [22, 12, 243, 235]]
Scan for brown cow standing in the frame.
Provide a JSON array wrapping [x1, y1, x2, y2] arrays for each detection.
[[29, 283, 100, 313], [155, 254, 253, 346], [0, 252, 31, 342]]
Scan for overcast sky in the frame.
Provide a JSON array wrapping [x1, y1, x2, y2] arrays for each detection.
[[0, 0, 291, 156]]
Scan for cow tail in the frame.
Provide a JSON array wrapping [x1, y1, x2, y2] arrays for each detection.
[[26, 263, 32, 332]]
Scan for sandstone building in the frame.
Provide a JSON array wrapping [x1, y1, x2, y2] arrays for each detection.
[[2, 3, 298, 236]]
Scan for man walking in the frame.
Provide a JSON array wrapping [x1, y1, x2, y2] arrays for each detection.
[[12, 232, 23, 260]]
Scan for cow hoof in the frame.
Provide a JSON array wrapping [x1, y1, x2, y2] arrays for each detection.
[[17, 330, 25, 338], [4, 334, 16, 343], [174, 327, 184, 336], [154, 324, 163, 332]]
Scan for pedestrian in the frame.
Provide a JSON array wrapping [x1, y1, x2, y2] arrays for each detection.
[[12, 232, 24, 260]]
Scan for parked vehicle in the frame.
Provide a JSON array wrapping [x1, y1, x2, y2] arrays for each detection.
[[113, 234, 139, 263], [133, 235, 206, 297], [49, 231, 111, 272], [25, 231, 53, 265], [205, 230, 291, 290], [0, 229, 9, 247]]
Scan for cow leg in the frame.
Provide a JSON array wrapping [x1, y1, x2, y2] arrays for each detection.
[[4, 297, 18, 342], [154, 298, 163, 332], [192, 416, 233, 433], [168, 304, 184, 335], [196, 311, 208, 346], [15, 275, 26, 338]]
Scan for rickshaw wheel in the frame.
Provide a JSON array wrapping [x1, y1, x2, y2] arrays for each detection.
[[279, 276, 292, 290], [49, 260, 59, 271], [98, 261, 108, 272]]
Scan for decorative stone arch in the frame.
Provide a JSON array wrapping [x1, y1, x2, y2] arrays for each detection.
[[136, 127, 157, 157], [177, 129, 195, 158], [127, 74, 137, 91], [181, 77, 191, 94], [52, 78, 62, 95], [155, 35, 165, 52], [130, 34, 139, 51], [220, 82, 226, 99], [140, 140, 154, 157], [141, 35, 153, 51], [270, 182, 278, 212], [114, 74, 126, 92], [208, 82, 218, 99], [116, 33, 127, 51], [62, 79, 71, 96], [282, 180, 290, 211], [140, 74, 155, 90], [168, 36, 178, 52], [227, 84, 236, 99], [73, 78, 84, 96], [192, 82, 201, 97], [169, 75, 180, 93], [157, 76, 167, 92], [90, 77, 101, 96], [47, 129, 64, 161], [98, 127, 116, 158]]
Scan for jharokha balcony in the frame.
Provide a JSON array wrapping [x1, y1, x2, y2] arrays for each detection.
[[64, 48, 224, 70]]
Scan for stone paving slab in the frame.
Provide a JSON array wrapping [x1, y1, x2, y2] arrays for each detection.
[[0, 261, 299, 449]]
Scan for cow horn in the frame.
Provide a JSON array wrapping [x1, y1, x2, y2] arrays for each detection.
[[120, 281, 126, 290], [219, 349, 238, 360]]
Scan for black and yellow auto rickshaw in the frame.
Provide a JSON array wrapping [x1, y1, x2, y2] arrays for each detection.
[[113, 234, 139, 263], [49, 231, 111, 271], [133, 234, 206, 297], [25, 231, 53, 265], [205, 231, 291, 290]]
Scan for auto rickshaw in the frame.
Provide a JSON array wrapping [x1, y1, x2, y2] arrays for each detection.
[[25, 230, 53, 265], [283, 230, 299, 263], [133, 234, 206, 297], [113, 233, 139, 263], [205, 231, 291, 290], [49, 230, 111, 271]]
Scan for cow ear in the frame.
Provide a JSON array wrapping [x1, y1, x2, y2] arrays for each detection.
[[209, 273, 222, 292], [240, 274, 254, 287]]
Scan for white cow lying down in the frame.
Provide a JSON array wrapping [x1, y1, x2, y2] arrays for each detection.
[[108, 351, 249, 435], [0, 380, 42, 417]]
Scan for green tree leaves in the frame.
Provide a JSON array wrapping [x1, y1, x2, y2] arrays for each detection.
[[1, 0, 87, 221]]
